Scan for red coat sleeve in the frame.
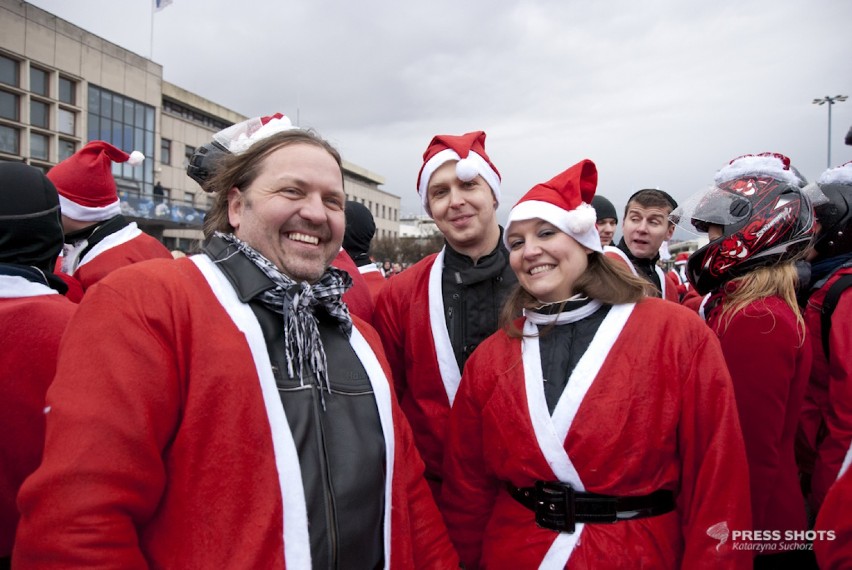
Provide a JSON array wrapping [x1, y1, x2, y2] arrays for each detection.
[[14, 280, 182, 569], [812, 289, 852, 509], [372, 274, 409, 401]]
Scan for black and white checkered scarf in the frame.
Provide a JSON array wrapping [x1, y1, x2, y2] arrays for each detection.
[[217, 232, 352, 404]]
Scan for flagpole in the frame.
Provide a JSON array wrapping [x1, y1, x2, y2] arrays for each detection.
[[149, 0, 155, 59]]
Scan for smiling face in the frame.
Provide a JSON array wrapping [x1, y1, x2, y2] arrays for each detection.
[[507, 218, 591, 303], [622, 201, 675, 259], [227, 143, 345, 283], [427, 161, 500, 261]]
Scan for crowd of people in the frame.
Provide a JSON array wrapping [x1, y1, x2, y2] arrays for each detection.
[[1, 112, 851, 569]]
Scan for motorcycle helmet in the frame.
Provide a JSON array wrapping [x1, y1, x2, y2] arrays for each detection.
[[812, 161, 852, 260], [670, 153, 816, 295]]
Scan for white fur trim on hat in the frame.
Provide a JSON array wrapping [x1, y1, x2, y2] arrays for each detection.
[[818, 162, 852, 186], [58, 194, 120, 222], [215, 115, 298, 155], [505, 201, 602, 253], [418, 149, 501, 216], [715, 155, 802, 187]]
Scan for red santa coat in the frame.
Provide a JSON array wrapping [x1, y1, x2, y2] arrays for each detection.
[[359, 263, 388, 303], [64, 223, 172, 293], [14, 256, 458, 569], [603, 246, 679, 302], [331, 248, 374, 323], [0, 277, 76, 558], [706, 296, 810, 541], [373, 250, 461, 496], [799, 266, 852, 511], [442, 298, 752, 569], [814, 445, 852, 569]]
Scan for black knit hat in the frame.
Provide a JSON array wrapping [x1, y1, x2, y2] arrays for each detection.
[[343, 200, 376, 265], [0, 162, 64, 272], [591, 194, 618, 223]]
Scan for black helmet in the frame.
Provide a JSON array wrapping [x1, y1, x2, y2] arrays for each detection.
[[671, 153, 816, 295], [813, 162, 852, 260], [186, 140, 230, 189]]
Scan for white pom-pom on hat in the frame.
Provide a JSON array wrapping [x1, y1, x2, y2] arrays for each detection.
[[455, 158, 479, 182], [128, 150, 145, 166], [564, 203, 597, 234]]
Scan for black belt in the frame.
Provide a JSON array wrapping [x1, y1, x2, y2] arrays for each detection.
[[509, 482, 675, 533]]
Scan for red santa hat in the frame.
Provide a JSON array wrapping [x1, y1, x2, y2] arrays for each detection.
[[212, 112, 297, 154], [505, 159, 602, 253], [714, 152, 805, 187], [416, 131, 501, 216], [48, 140, 144, 222], [674, 252, 690, 265]]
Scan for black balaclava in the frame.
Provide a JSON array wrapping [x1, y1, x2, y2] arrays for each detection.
[[343, 200, 376, 267], [0, 162, 64, 272]]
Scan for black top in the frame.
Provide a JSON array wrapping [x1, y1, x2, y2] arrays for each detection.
[[203, 235, 385, 570], [616, 237, 662, 296]]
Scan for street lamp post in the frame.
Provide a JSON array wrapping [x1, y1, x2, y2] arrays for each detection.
[[813, 95, 849, 168]]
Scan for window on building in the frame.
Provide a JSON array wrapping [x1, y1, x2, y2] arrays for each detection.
[[184, 191, 194, 205], [0, 124, 19, 154], [58, 76, 76, 105], [183, 145, 195, 168], [58, 138, 75, 161], [382, 204, 386, 219], [0, 90, 18, 120], [30, 67, 49, 96], [30, 99, 49, 128], [58, 108, 75, 135], [0, 55, 18, 87], [30, 132, 48, 160], [161, 138, 171, 166], [88, 85, 155, 194]]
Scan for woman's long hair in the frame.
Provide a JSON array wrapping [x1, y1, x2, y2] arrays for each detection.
[[715, 263, 805, 343], [500, 251, 652, 338]]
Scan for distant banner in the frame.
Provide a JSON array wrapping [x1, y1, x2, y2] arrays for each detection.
[[154, 0, 173, 11]]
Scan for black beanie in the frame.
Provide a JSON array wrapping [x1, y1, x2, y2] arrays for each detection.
[[0, 162, 64, 272], [343, 200, 376, 265], [591, 195, 618, 223]]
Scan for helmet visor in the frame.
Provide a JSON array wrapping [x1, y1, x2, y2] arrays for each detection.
[[670, 186, 752, 236]]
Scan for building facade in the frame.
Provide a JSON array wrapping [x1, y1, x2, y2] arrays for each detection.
[[0, 0, 400, 251]]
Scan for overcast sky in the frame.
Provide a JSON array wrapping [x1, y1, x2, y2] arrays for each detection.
[[27, 0, 852, 236]]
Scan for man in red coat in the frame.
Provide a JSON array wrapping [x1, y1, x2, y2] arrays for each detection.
[[0, 163, 77, 567], [814, 444, 852, 569], [373, 131, 517, 502], [48, 140, 172, 295], [14, 118, 457, 568], [604, 188, 680, 301]]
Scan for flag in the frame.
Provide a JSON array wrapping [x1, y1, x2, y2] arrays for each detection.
[[154, 0, 173, 11]]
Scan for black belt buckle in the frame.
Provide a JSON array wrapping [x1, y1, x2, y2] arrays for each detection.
[[534, 481, 576, 533]]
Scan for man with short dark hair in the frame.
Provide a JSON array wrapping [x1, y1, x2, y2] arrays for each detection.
[[605, 188, 680, 301], [15, 116, 458, 568], [373, 131, 517, 503]]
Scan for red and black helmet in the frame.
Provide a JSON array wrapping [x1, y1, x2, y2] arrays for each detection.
[[813, 161, 852, 260], [671, 153, 816, 295]]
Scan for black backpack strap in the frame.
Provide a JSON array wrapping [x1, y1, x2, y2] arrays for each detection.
[[821, 274, 852, 359]]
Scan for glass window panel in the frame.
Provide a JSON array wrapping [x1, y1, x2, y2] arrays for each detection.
[[30, 67, 49, 96], [88, 84, 99, 115], [123, 124, 133, 151], [0, 124, 19, 154], [100, 90, 111, 119], [161, 138, 171, 166], [144, 134, 153, 156], [59, 77, 75, 105], [30, 132, 48, 160], [58, 108, 75, 135], [58, 138, 75, 161], [135, 102, 145, 126], [134, 128, 144, 154], [100, 117, 111, 143], [0, 90, 18, 120], [30, 100, 49, 128], [112, 95, 122, 122], [124, 99, 134, 127], [112, 122, 121, 146], [145, 107, 154, 131], [87, 121, 98, 142], [0, 55, 18, 87], [144, 159, 153, 185]]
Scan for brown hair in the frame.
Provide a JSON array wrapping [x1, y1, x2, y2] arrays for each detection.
[[624, 189, 677, 220], [202, 129, 343, 238], [716, 263, 805, 344], [500, 252, 652, 338]]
